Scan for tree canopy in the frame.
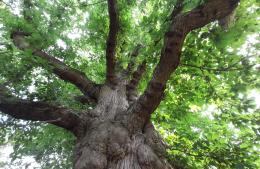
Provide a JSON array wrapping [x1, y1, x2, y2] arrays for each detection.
[[0, 0, 259, 168]]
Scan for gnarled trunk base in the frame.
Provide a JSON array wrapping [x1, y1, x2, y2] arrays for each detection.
[[74, 121, 172, 169], [72, 84, 173, 169]]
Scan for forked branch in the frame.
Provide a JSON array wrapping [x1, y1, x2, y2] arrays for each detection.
[[105, 0, 120, 84]]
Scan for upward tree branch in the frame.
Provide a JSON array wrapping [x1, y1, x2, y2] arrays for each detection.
[[33, 50, 99, 98], [126, 61, 146, 102], [11, 31, 99, 101], [105, 0, 119, 84], [125, 44, 143, 76], [132, 0, 240, 123], [0, 85, 80, 133]]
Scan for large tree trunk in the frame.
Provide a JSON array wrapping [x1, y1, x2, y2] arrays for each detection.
[[73, 85, 173, 169]]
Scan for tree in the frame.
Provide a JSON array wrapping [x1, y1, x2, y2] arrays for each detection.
[[0, 0, 259, 168]]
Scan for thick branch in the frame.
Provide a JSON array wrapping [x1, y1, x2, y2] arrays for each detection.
[[132, 0, 240, 123], [105, 0, 119, 84], [11, 31, 99, 101], [0, 86, 80, 133], [34, 50, 99, 99]]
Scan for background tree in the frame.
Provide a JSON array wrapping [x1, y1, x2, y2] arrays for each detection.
[[0, 0, 259, 168]]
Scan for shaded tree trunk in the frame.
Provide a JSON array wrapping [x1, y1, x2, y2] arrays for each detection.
[[73, 85, 172, 169]]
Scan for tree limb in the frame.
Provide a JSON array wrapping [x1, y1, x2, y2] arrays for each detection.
[[105, 0, 119, 84], [19, 0, 99, 101], [10, 31, 99, 102], [132, 0, 240, 123], [0, 86, 80, 133], [34, 50, 99, 98], [126, 61, 146, 102], [124, 44, 144, 76]]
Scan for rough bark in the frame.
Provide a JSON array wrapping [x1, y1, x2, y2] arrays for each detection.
[[73, 85, 172, 169]]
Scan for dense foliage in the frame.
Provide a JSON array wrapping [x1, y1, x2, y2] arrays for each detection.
[[0, 0, 259, 168]]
